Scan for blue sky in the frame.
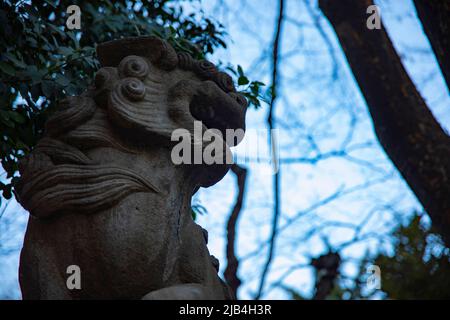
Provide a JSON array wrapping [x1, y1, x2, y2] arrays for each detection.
[[192, 0, 449, 299]]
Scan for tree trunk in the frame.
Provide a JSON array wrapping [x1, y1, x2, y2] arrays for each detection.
[[319, 0, 450, 247], [413, 0, 450, 90]]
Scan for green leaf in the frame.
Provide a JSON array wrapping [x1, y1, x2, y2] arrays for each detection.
[[48, 24, 65, 37], [0, 62, 15, 76], [7, 111, 26, 124], [0, 109, 10, 121], [4, 53, 27, 68], [237, 65, 244, 77], [238, 76, 249, 86], [41, 80, 56, 97], [55, 74, 70, 87], [58, 46, 74, 56]]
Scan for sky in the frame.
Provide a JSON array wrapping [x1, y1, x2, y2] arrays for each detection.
[[1, 0, 449, 299], [192, 0, 450, 299]]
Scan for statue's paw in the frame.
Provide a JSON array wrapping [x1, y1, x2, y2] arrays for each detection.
[[141, 283, 210, 300]]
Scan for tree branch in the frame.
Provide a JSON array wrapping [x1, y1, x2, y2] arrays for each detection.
[[413, 0, 450, 90], [312, 251, 341, 300], [224, 164, 248, 298], [255, 0, 285, 300]]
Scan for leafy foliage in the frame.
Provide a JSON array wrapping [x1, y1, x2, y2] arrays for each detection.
[[0, 0, 265, 202], [227, 64, 269, 108], [283, 213, 450, 300], [340, 213, 450, 300], [373, 214, 450, 299]]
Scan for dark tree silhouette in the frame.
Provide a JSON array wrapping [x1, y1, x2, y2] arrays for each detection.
[[319, 0, 450, 248], [413, 0, 450, 89]]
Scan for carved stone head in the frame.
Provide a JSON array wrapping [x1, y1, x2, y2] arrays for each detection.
[[16, 36, 248, 219], [95, 36, 248, 185], [16, 36, 246, 299]]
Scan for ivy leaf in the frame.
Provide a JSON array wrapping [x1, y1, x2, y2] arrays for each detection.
[[58, 46, 74, 56], [55, 74, 70, 87], [237, 65, 244, 77], [0, 62, 15, 76], [4, 52, 27, 68], [238, 76, 249, 86]]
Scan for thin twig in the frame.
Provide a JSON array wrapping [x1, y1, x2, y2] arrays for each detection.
[[255, 0, 285, 300], [224, 164, 248, 299]]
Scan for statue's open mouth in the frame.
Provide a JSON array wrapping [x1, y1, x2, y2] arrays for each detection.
[[189, 82, 247, 146], [96, 36, 248, 149]]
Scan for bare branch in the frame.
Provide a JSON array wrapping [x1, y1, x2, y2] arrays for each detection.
[[254, 0, 285, 300], [224, 164, 248, 298], [320, 0, 450, 247], [413, 0, 450, 90]]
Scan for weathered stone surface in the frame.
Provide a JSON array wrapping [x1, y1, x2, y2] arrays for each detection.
[[16, 36, 247, 300]]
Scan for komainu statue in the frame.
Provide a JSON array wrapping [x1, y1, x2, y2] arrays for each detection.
[[15, 36, 247, 300]]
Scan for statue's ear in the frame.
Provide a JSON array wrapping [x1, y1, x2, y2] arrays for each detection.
[[96, 36, 178, 71]]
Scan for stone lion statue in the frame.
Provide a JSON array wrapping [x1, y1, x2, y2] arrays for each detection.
[[15, 36, 247, 300]]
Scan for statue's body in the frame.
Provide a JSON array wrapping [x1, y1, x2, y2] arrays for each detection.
[[16, 37, 247, 299]]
